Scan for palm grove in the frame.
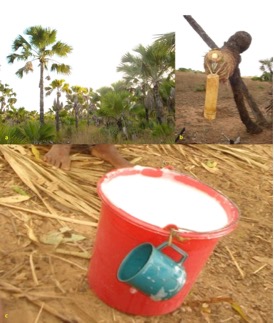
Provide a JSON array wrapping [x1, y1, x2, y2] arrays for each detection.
[[0, 26, 175, 143]]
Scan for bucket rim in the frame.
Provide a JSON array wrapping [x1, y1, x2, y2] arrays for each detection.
[[97, 167, 240, 240]]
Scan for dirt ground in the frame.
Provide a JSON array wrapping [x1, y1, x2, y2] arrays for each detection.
[[0, 144, 272, 323], [175, 71, 273, 144]]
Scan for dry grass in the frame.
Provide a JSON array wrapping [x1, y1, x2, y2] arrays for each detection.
[[0, 144, 271, 223]]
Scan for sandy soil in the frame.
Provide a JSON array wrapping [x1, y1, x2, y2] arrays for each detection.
[[175, 71, 273, 144], [0, 144, 272, 323]]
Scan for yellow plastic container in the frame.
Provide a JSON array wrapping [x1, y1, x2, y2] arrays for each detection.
[[204, 74, 219, 120]]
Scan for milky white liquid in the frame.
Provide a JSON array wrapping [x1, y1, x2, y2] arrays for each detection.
[[101, 169, 229, 232]]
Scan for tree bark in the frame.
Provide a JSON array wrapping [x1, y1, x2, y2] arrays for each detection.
[[39, 62, 45, 125], [183, 15, 218, 49], [55, 93, 61, 133], [240, 80, 270, 126], [142, 86, 150, 123], [229, 68, 262, 133], [153, 82, 163, 124]]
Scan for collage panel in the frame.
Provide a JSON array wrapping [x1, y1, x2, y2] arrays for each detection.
[[0, 144, 272, 322], [175, 15, 272, 144], [0, 3, 273, 323], [1, 5, 175, 145]]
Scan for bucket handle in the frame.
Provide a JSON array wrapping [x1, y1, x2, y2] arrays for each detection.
[[157, 242, 188, 266]]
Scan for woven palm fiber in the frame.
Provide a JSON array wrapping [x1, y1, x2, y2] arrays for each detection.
[[204, 48, 237, 82]]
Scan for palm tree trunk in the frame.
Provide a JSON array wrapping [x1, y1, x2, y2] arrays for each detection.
[[167, 87, 175, 114], [153, 82, 163, 124], [56, 93, 60, 133], [39, 62, 45, 125], [0, 101, 5, 113], [117, 118, 123, 131], [55, 111, 60, 132], [74, 102, 79, 130], [142, 86, 149, 122]]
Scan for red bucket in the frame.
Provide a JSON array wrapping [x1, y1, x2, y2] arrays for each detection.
[[88, 167, 239, 316]]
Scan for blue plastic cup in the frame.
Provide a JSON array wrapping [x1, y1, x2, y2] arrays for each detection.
[[117, 242, 188, 301]]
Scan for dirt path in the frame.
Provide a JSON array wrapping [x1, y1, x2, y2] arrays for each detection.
[[0, 144, 272, 322], [175, 71, 273, 144]]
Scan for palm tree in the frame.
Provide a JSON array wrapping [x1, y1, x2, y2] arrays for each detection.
[[159, 79, 175, 114], [6, 106, 28, 125], [153, 32, 175, 59], [259, 57, 273, 82], [117, 33, 175, 124], [28, 110, 39, 121], [97, 86, 131, 139], [81, 87, 97, 126], [0, 83, 17, 112], [7, 26, 72, 125], [45, 79, 71, 132], [65, 86, 89, 130]]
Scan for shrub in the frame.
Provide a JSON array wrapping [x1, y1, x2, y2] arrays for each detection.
[[0, 124, 27, 144], [18, 121, 56, 143], [251, 76, 262, 82], [194, 84, 206, 92], [152, 124, 173, 137]]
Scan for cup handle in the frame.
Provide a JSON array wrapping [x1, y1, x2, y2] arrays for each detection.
[[157, 242, 188, 265]]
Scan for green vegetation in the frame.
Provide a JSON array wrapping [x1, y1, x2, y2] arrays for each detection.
[[251, 57, 273, 82], [1, 29, 175, 143], [177, 67, 204, 73], [17, 121, 56, 143], [0, 83, 17, 112], [194, 83, 206, 92], [0, 123, 26, 144]]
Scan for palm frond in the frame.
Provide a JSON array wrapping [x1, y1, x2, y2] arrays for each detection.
[[51, 41, 73, 56], [51, 63, 71, 75], [11, 34, 32, 51], [25, 26, 57, 48], [45, 87, 53, 96], [43, 49, 53, 57], [7, 53, 28, 64], [153, 32, 175, 52], [15, 67, 25, 79]]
